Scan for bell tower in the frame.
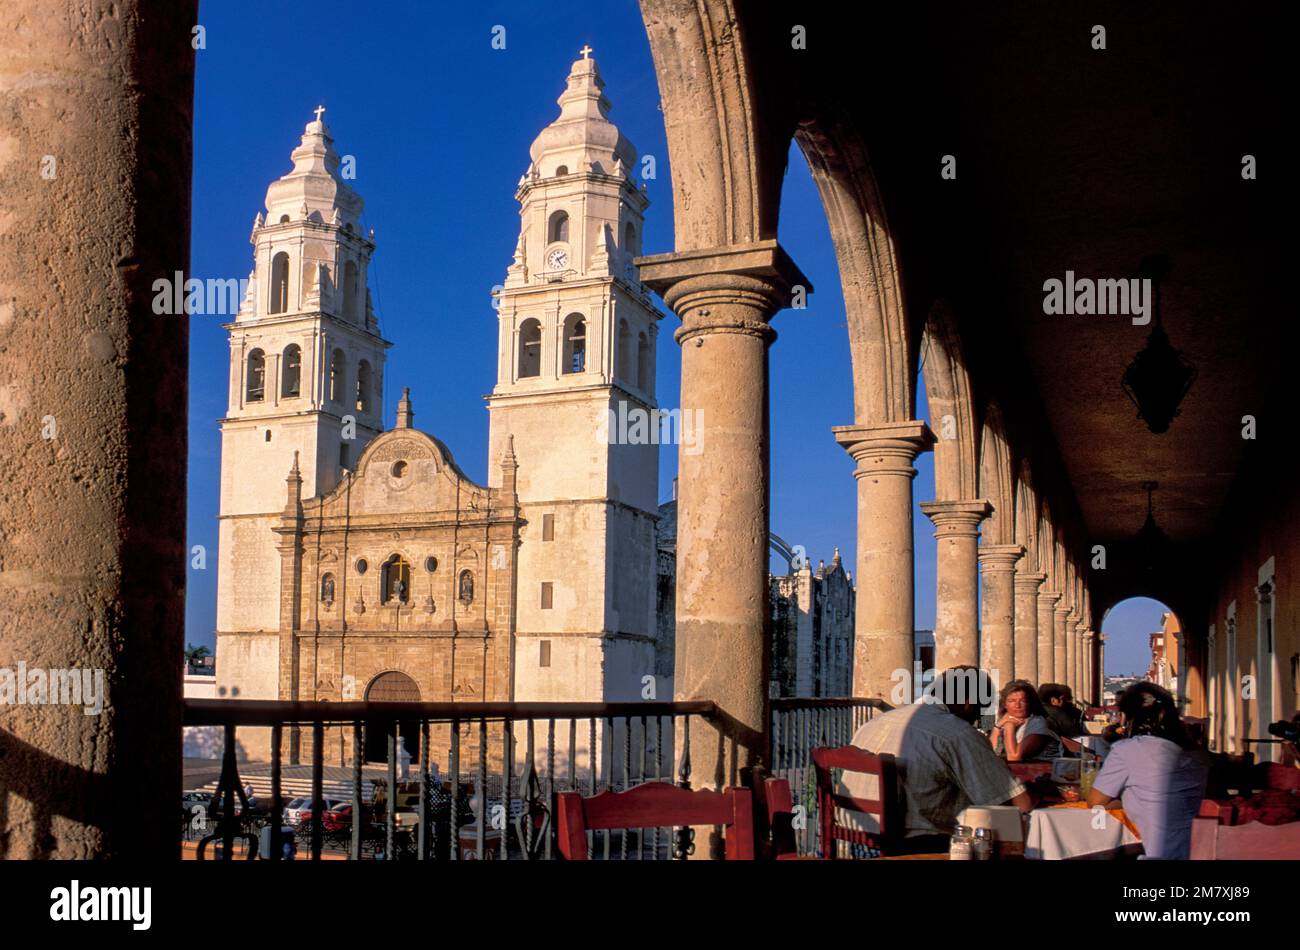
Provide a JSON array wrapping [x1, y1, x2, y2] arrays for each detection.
[[487, 49, 662, 702], [216, 109, 390, 663]]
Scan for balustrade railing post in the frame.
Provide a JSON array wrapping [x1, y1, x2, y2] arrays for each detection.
[[449, 718, 460, 861], [352, 722, 364, 860], [420, 720, 430, 861], [270, 724, 282, 862], [501, 718, 512, 861], [587, 717, 597, 859], [545, 718, 556, 860], [311, 721, 324, 861], [476, 719, 488, 860]]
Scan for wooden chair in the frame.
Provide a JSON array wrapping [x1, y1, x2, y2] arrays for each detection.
[[812, 745, 902, 858], [762, 777, 812, 859], [554, 782, 755, 860]]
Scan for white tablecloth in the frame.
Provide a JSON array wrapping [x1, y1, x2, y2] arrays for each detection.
[[1024, 806, 1139, 860]]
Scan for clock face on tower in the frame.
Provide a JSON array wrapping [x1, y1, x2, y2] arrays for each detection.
[[546, 248, 569, 270]]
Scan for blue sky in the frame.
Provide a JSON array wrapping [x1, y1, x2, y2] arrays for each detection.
[[185, 0, 1157, 678]]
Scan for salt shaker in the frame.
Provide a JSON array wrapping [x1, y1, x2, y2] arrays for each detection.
[[949, 824, 974, 860]]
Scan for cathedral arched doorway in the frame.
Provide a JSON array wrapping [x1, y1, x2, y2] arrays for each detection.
[[363, 670, 422, 764]]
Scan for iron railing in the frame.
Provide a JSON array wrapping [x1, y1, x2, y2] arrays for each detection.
[[184, 696, 889, 860], [184, 699, 760, 861], [769, 697, 893, 856]]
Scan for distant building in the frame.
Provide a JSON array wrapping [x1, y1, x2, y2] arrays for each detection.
[[768, 549, 854, 697], [656, 500, 855, 698], [1145, 611, 1184, 708]]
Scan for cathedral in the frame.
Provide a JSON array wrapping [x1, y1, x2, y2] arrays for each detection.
[[213, 51, 852, 763]]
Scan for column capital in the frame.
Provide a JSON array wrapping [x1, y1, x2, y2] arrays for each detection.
[[978, 543, 1024, 571], [1015, 571, 1047, 593], [1054, 604, 1073, 620], [637, 240, 809, 344], [1038, 589, 1062, 607], [920, 499, 992, 538], [833, 420, 936, 478]]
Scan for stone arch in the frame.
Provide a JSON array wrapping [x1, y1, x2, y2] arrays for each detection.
[[363, 670, 422, 764], [547, 210, 569, 244], [342, 259, 359, 320], [329, 348, 346, 403], [616, 319, 631, 382], [562, 313, 586, 375], [1014, 459, 1041, 571], [1039, 501, 1058, 589], [281, 343, 301, 398], [920, 303, 978, 500], [269, 250, 291, 314], [640, 0, 787, 250], [518, 318, 542, 379], [795, 116, 915, 424], [977, 401, 1015, 545], [795, 119, 909, 423]]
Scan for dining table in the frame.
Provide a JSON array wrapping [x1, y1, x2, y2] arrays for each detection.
[[1024, 802, 1141, 859], [1002, 763, 1143, 859]]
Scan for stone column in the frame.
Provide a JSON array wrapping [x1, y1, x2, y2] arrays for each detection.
[[0, 0, 196, 858], [1099, 634, 1107, 702], [1054, 605, 1071, 684], [639, 241, 807, 791], [1014, 570, 1045, 686], [919, 501, 991, 670], [1081, 630, 1094, 704], [1037, 590, 1061, 685], [1074, 621, 1087, 699], [1064, 610, 1077, 695], [978, 544, 1023, 689], [833, 421, 934, 700]]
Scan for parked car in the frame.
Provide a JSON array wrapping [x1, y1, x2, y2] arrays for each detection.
[[293, 799, 343, 828], [321, 803, 356, 833], [283, 797, 311, 825]]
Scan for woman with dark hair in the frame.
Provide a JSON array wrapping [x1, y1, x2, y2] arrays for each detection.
[[990, 679, 1062, 761], [1087, 683, 1208, 859]]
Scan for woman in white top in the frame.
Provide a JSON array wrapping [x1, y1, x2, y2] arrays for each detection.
[[1087, 683, 1207, 859], [989, 679, 1062, 761]]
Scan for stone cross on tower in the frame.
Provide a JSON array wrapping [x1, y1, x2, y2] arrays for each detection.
[[313, 104, 325, 122], [579, 44, 593, 59]]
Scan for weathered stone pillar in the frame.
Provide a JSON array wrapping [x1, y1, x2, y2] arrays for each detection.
[[640, 242, 806, 791], [1054, 605, 1071, 684], [1066, 613, 1076, 696], [920, 501, 991, 670], [1081, 630, 1094, 704], [1014, 570, 1045, 686], [1073, 621, 1086, 698], [0, 0, 196, 858], [1099, 634, 1107, 703], [1037, 590, 1061, 686], [833, 421, 934, 700], [978, 544, 1023, 689]]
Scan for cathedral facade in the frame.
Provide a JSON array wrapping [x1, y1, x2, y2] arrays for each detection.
[[213, 50, 854, 764], [215, 52, 661, 762]]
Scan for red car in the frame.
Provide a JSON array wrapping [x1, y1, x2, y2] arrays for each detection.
[[321, 803, 355, 833]]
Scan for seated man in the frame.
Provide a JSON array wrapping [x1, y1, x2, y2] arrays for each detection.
[[1038, 683, 1087, 739], [843, 666, 1039, 853]]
